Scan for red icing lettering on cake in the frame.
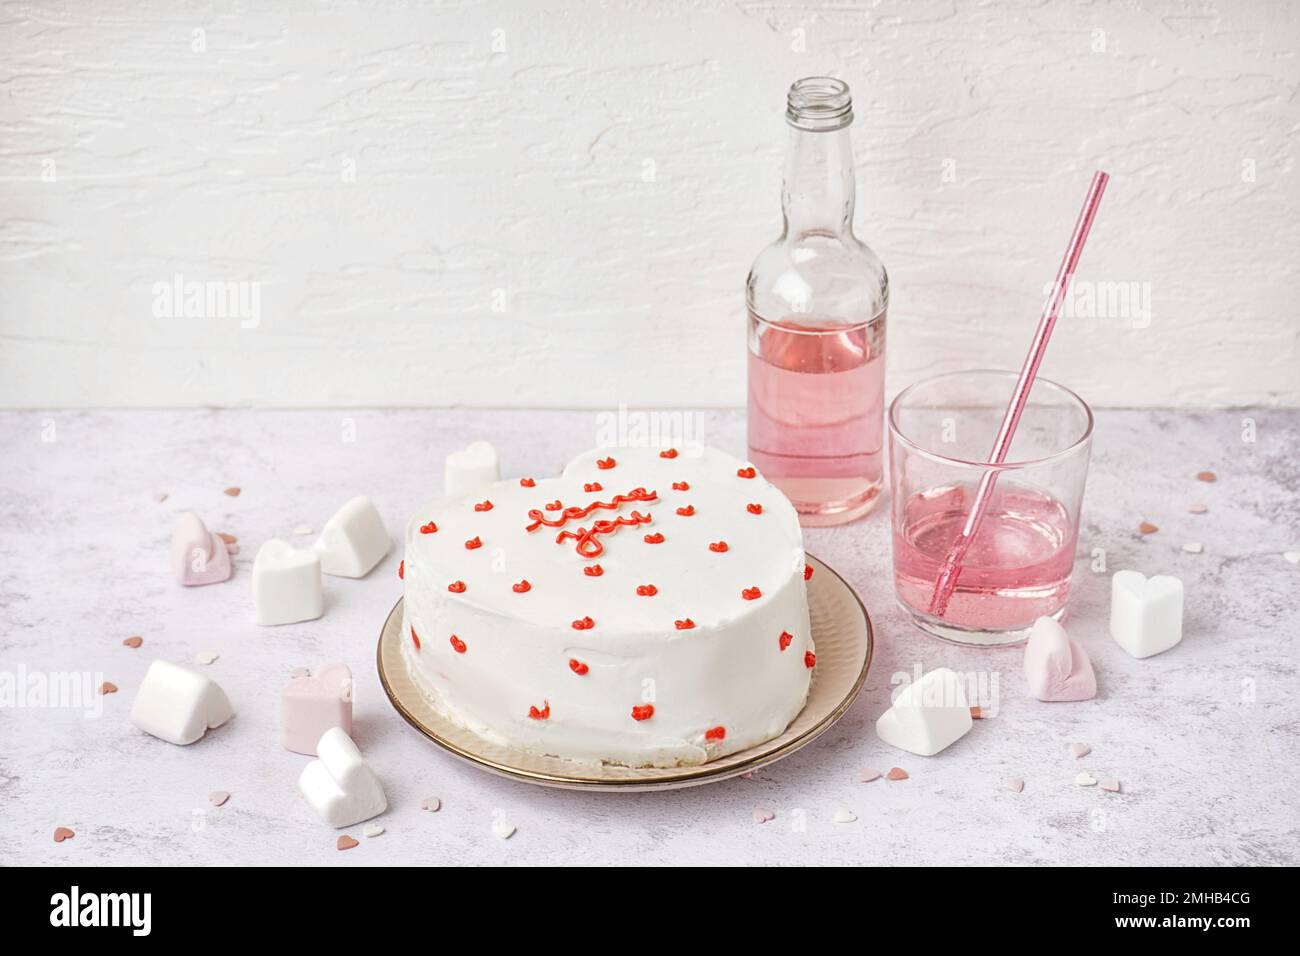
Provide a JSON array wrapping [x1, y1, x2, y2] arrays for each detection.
[[555, 510, 653, 557], [526, 488, 658, 533]]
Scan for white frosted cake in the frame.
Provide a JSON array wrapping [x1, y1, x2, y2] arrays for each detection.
[[400, 445, 815, 768]]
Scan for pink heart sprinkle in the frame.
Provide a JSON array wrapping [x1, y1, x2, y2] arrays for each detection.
[[886, 767, 909, 781], [209, 791, 230, 807], [336, 835, 359, 851], [53, 826, 75, 843], [1006, 778, 1024, 793], [858, 768, 881, 783], [421, 797, 441, 812], [1069, 742, 1091, 759], [1188, 503, 1208, 514], [752, 807, 775, 824], [1100, 778, 1121, 793]]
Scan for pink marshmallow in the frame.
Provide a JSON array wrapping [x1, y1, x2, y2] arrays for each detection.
[[1023, 616, 1096, 702], [170, 512, 232, 587], [283, 663, 353, 755]]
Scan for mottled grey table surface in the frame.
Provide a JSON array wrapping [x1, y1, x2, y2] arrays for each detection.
[[2, 409, 1297, 866]]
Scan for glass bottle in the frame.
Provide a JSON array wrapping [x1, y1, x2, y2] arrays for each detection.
[[746, 77, 889, 526]]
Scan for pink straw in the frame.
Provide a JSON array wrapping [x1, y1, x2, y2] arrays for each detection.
[[928, 171, 1109, 618]]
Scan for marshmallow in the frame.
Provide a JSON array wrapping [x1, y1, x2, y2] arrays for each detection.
[[130, 660, 234, 745], [444, 440, 500, 497], [313, 496, 390, 578], [1110, 570, 1184, 659], [875, 667, 973, 757], [170, 512, 232, 587], [1023, 616, 1097, 702], [298, 727, 387, 828], [283, 663, 353, 755], [253, 539, 323, 626]]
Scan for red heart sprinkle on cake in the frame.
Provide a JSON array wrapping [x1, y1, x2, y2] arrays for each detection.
[[545, 500, 563, 511], [747, 503, 763, 514], [779, 631, 793, 651], [676, 505, 695, 517], [636, 584, 658, 596], [584, 482, 603, 493], [597, 457, 616, 469], [569, 659, 589, 675], [737, 467, 756, 479], [448, 580, 466, 593], [583, 564, 604, 577], [804, 651, 816, 668], [644, 532, 664, 544], [804, 563, 813, 580], [474, 500, 494, 512], [528, 701, 550, 720], [672, 481, 689, 491], [572, 616, 595, 630], [520, 477, 535, 487], [464, 536, 482, 549], [450, 634, 467, 653], [410, 627, 421, 650], [420, 521, 438, 534], [742, 586, 761, 600], [398, 560, 404, 579], [631, 704, 655, 721], [709, 541, 728, 553], [512, 579, 531, 593], [660, 448, 678, 458], [705, 726, 726, 741], [675, 618, 695, 630]]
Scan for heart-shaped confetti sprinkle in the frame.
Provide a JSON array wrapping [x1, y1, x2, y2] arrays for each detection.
[[464, 536, 482, 549], [752, 807, 775, 824], [571, 616, 594, 630], [833, 808, 857, 824], [1075, 772, 1097, 786], [1006, 778, 1024, 793], [583, 564, 604, 577], [1187, 503, 1207, 514], [1139, 521, 1158, 535], [636, 584, 658, 596], [196, 651, 218, 665], [1069, 742, 1091, 759], [294, 525, 313, 535], [676, 505, 695, 517], [858, 768, 881, 783], [122, 636, 143, 648], [704, 726, 726, 741], [747, 503, 763, 515], [410, 627, 421, 650], [596, 457, 616, 470], [1182, 542, 1203, 554], [209, 790, 230, 806], [448, 580, 466, 593], [1100, 778, 1121, 793], [449, 634, 467, 653], [474, 500, 493, 512], [363, 824, 384, 838], [421, 797, 441, 812], [644, 532, 664, 544], [528, 701, 550, 720], [1285, 551, 1300, 565], [336, 835, 359, 851], [583, 482, 602, 493], [492, 821, 517, 840], [675, 618, 695, 630], [224, 486, 241, 497], [804, 563, 813, 581], [631, 704, 655, 721], [398, 560, 404, 579], [569, 658, 589, 675], [520, 477, 535, 487], [512, 579, 531, 593], [886, 767, 909, 781], [217, 532, 237, 545], [420, 521, 438, 534], [737, 467, 756, 479], [778, 630, 793, 651], [804, 651, 816, 668], [99, 682, 117, 695], [742, 586, 761, 600], [660, 448, 678, 458], [53, 826, 75, 843], [1196, 471, 1216, 482], [672, 481, 689, 491], [970, 706, 984, 719]]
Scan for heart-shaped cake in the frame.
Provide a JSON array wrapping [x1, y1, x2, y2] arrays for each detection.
[[400, 445, 814, 767]]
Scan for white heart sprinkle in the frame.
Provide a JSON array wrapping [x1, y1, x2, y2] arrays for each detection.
[[492, 821, 516, 841], [1076, 772, 1097, 787], [1069, 742, 1091, 759], [294, 525, 313, 536], [1187, 503, 1207, 514], [1182, 542, 1203, 554], [752, 807, 775, 824], [1100, 778, 1121, 793], [832, 808, 857, 824], [208, 790, 230, 806], [421, 796, 441, 812], [1006, 778, 1024, 793], [196, 651, 218, 665], [858, 767, 881, 783], [1285, 551, 1300, 565], [363, 823, 384, 837]]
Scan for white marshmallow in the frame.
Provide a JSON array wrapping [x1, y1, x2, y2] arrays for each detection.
[[444, 440, 500, 497], [253, 539, 323, 626], [130, 660, 233, 745], [1110, 569, 1184, 659], [875, 667, 973, 757], [298, 727, 387, 828], [313, 496, 390, 578]]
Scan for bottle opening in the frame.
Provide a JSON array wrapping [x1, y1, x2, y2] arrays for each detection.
[[785, 76, 853, 132]]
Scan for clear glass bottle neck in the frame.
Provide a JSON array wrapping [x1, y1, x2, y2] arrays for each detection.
[[781, 125, 856, 239]]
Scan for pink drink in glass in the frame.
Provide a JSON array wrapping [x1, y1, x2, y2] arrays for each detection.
[[747, 311, 885, 524]]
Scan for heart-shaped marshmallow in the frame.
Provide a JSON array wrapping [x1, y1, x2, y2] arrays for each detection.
[[401, 445, 813, 768], [129, 660, 234, 745], [313, 496, 390, 578], [283, 663, 353, 755], [253, 539, 323, 626], [875, 667, 973, 756], [1023, 616, 1097, 702], [298, 727, 387, 828], [170, 512, 232, 587], [445, 440, 500, 498], [1110, 570, 1183, 659]]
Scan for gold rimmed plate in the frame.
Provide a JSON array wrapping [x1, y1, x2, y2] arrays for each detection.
[[376, 553, 872, 791]]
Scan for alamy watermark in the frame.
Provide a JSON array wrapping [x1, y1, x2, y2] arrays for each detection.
[[152, 273, 261, 329], [0, 665, 105, 717]]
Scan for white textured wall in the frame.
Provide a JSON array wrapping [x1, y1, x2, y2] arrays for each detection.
[[1, 0, 1297, 409]]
